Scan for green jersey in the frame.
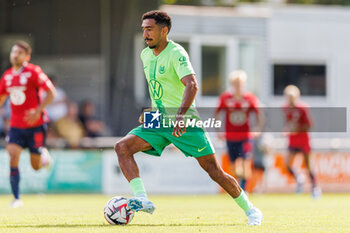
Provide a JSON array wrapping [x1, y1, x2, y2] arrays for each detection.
[[130, 41, 215, 158], [141, 40, 195, 114]]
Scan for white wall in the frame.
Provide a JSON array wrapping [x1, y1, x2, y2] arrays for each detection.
[[268, 6, 350, 107], [268, 6, 350, 137]]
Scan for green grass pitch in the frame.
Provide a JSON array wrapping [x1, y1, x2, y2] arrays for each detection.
[[0, 193, 350, 233]]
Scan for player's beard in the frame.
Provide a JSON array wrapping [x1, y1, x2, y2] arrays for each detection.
[[147, 40, 157, 49], [146, 38, 160, 49]]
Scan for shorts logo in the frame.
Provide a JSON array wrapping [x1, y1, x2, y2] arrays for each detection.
[[197, 146, 207, 152], [143, 110, 161, 129], [159, 65, 165, 74], [149, 79, 163, 100]]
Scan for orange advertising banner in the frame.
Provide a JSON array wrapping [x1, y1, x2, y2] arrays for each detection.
[[221, 152, 350, 193]]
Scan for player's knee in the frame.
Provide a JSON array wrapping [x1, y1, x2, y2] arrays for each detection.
[[8, 153, 20, 165], [114, 141, 130, 158], [31, 162, 41, 171], [32, 165, 40, 171], [9, 153, 18, 160], [7, 148, 18, 157]]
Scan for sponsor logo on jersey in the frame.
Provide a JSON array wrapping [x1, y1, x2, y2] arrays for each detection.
[[179, 56, 186, 62], [179, 56, 188, 66], [7, 86, 27, 105], [149, 79, 163, 100], [229, 110, 247, 125]]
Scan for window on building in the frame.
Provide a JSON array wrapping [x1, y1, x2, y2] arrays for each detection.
[[201, 45, 226, 96], [273, 64, 326, 96]]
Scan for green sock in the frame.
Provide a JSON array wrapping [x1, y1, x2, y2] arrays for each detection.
[[234, 190, 253, 212], [129, 177, 147, 197]]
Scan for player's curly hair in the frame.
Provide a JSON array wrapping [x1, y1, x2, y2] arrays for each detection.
[[14, 41, 32, 55], [142, 10, 172, 34]]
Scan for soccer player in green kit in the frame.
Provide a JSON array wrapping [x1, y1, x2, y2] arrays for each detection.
[[114, 10, 263, 225]]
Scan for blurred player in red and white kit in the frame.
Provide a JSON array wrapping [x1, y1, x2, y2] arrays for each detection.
[[283, 85, 321, 198], [0, 41, 56, 208], [215, 70, 263, 190]]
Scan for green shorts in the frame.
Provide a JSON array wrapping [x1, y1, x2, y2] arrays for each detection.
[[128, 125, 215, 158]]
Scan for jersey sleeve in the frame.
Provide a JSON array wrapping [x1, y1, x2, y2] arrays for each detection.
[[172, 48, 195, 80], [0, 74, 8, 95], [216, 92, 226, 113], [249, 94, 259, 114], [33, 66, 54, 91]]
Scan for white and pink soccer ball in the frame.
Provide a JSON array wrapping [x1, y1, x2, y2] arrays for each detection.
[[104, 196, 135, 225]]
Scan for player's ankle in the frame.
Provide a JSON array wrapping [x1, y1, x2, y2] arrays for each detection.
[[130, 177, 148, 198], [136, 193, 148, 199]]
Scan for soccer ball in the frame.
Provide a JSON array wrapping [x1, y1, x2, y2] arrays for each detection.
[[104, 196, 135, 225]]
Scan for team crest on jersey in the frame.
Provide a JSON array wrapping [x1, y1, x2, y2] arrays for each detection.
[[149, 79, 163, 100], [4, 75, 13, 86], [159, 65, 165, 74]]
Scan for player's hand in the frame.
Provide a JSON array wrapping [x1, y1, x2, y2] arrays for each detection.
[[139, 108, 152, 124], [24, 108, 41, 125], [172, 114, 186, 137], [251, 127, 262, 138], [138, 114, 144, 124]]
